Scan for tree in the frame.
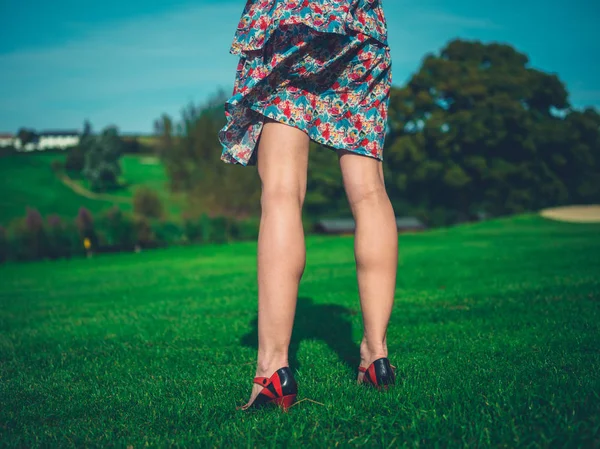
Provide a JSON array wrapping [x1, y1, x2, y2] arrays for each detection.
[[156, 92, 261, 218], [133, 187, 164, 219], [384, 39, 599, 224], [82, 125, 123, 191], [155, 42, 600, 227], [66, 119, 92, 172], [16, 128, 37, 147]]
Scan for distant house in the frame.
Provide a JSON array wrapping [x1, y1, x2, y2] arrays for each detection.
[[315, 217, 426, 235], [14, 129, 80, 151], [395, 216, 426, 232], [37, 130, 80, 150], [315, 218, 356, 235], [0, 133, 14, 148]]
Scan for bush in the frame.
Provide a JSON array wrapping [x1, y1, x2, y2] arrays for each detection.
[[0, 226, 7, 262], [5, 208, 50, 261], [46, 214, 81, 259], [99, 206, 136, 250], [200, 214, 214, 243], [133, 215, 157, 248], [152, 220, 184, 246], [133, 187, 164, 219], [0, 205, 262, 264], [236, 218, 260, 241], [65, 145, 85, 172], [24, 208, 50, 260], [183, 216, 202, 243], [183, 214, 224, 244], [210, 216, 229, 244], [75, 207, 98, 249]]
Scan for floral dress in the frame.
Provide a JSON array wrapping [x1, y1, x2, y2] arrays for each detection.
[[218, 0, 392, 166]]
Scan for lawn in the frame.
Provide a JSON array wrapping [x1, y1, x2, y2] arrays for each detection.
[[0, 215, 599, 447]]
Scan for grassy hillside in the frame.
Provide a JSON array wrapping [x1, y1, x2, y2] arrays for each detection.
[[1, 215, 599, 447], [97, 154, 184, 218], [0, 153, 182, 225], [0, 154, 114, 223]]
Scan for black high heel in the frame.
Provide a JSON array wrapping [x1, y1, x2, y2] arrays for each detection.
[[358, 357, 396, 389], [240, 367, 298, 411]]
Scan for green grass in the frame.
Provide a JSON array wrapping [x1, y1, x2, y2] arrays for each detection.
[[0, 154, 182, 225], [104, 155, 184, 218], [0, 154, 114, 223], [1, 215, 599, 447]]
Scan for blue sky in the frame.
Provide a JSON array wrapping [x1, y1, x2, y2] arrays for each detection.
[[1, 0, 598, 134]]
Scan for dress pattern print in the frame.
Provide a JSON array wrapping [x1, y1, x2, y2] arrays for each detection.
[[218, 0, 392, 166]]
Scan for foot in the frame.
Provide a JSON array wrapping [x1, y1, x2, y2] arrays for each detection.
[[237, 361, 289, 410], [238, 382, 265, 410], [357, 338, 388, 384]]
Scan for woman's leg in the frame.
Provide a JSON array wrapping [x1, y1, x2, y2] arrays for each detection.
[[337, 150, 398, 383], [242, 118, 310, 409]]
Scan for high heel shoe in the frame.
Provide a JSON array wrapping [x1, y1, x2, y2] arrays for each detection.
[[241, 367, 298, 411], [358, 357, 396, 389]]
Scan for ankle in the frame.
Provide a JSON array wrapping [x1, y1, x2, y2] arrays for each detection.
[[256, 354, 289, 377], [360, 339, 388, 366]]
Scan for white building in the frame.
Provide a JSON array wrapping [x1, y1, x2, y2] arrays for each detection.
[[13, 130, 80, 151], [37, 130, 80, 150], [0, 133, 15, 148]]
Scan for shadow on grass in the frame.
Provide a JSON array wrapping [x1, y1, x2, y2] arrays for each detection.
[[240, 297, 361, 373]]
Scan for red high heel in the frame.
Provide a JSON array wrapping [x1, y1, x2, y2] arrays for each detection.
[[240, 367, 298, 411], [358, 357, 396, 389]]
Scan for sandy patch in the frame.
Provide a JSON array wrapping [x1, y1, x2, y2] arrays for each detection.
[[539, 205, 600, 223], [139, 156, 159, 165]]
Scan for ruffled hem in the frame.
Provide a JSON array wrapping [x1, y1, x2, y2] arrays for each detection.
[[218, 22, 391, 166], [220, 102, 384, 166], [229, 0, 389, 56]]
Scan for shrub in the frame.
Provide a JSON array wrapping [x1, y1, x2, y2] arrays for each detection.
[[182, 214, 248, 245], [65, 145, 86, 173], [99, 206, 136, 250], [24, 207, 50, 260], [236, 218, 260, 241], [5, 208, 50, 261], [200, 214, 214, 243], [183, 216, 202, 243], [210, 216, 229, 244], [75, 207, 97, 248], [46, 214, 81, 259], [152, 220, 184, 246], [134, 216, 157, 248], [133, 187, 164, 219], [0, 225, 7, 262]]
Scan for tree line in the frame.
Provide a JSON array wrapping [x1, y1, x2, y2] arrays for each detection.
[[153, 40, 600, 227]]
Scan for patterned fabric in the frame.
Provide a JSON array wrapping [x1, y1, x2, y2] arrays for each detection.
[[218, 0, 392, 166], [230, 0, 389, 55]]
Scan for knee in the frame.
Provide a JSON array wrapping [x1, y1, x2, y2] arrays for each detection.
[[345, 180, 386, 209], [260, 184, 305, 211]]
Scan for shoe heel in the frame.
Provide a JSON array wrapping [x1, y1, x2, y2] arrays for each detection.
[[274, 394, 296, 411]]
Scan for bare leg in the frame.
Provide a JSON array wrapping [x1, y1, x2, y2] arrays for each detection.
[[241, 118, 310, 409], [337, 150, 397, 383]]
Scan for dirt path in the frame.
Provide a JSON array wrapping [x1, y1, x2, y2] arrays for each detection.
[[58, 173, 130, 204], [540, 205, 600, 223]]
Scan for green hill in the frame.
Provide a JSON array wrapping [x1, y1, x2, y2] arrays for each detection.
[[1, 215, 598, 446], [0, 154, 113, 223], [0, 153, 182, 225]]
